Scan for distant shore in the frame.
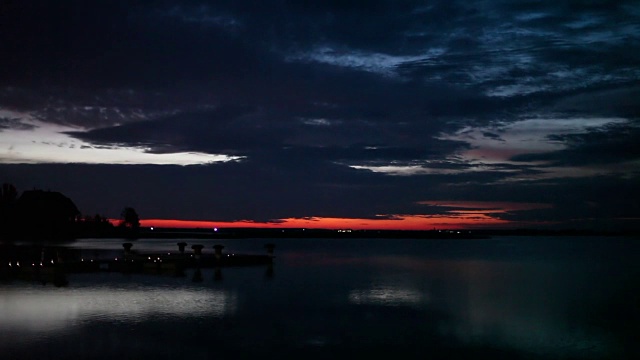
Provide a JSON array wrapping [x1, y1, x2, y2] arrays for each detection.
[[3, 227, 637, 244], [96, 227, 638, 240]]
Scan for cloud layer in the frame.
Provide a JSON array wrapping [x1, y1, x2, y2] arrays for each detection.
[[1, 1, 639, 229]]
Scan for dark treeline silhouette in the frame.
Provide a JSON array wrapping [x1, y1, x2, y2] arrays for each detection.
[[74, 213, 117, 238], [0, 183, 137, 241], [1, 184, 80, 240], [119, 206, 140, 239]]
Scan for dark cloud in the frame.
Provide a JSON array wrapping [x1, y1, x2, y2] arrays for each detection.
[[511, 122, 640, 166], [481, 132, 504, 141], [551, 86, 640, 119], [487, 175, 640, 231], [0, 1, 639, 229], [0, 162, 426, 222], [67, 105, 471, 164]]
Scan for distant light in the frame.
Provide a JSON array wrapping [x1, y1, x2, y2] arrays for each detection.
[[150, 227, 154, 231], [214, 227, 218, 232]]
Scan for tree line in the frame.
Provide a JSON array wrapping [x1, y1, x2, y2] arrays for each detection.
[[0, 183, 140, 241]]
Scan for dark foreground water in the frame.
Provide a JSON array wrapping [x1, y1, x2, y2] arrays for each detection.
[[1, 236, 639, 359]]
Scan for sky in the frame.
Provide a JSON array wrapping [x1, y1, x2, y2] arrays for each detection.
[[1, 0, 639, 230]]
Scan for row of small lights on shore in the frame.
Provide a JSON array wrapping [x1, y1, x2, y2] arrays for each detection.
[[7, 241, 259, 268], [8, 259, 56, 267], [8, 255, 240, 267]]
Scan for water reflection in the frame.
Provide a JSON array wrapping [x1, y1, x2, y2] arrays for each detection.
[[1, 237, 637, 359], [355, 256, 626, 359], [0, 283, 236, 333], [348, 286, 424, 307]]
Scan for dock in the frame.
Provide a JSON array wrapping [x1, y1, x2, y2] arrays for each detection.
[[1, 242, 276, 284]]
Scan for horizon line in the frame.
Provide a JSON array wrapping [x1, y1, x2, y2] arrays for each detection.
[[104, 216, 554, 231]]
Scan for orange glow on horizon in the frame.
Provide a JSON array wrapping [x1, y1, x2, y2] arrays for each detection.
[[108, 200, 556, 230], [133, 213, 515, 230]]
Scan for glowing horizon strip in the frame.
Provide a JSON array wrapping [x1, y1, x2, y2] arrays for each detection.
[[131, 214, 516, 230]]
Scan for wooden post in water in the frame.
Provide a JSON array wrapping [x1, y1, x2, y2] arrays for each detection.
[[192, 268, 203, 282], [191, 244, 204, 260], [121, 242, 134, 274], [264, 243, 275, 279], [122, 243, 133, 258], [214, 266, 223, 281], [213, 244, 224, 261], [265, 263, 274, 279], [191, 244, 204, 282], [175, 242, 188, 277], [265, 243, 276, 258]]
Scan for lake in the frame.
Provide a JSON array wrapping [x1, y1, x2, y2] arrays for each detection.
[[1, 236, 638, 359]]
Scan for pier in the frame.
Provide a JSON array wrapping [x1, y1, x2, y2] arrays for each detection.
[[0, 242, 274, 284]]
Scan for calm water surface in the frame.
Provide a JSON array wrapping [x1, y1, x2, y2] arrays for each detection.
[[1, 236, 638, 359]]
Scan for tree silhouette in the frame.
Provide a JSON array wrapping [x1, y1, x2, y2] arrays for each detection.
[[75, 213, 115, 237], [0, 183, 18, 238], [120, 207, 140, 229], [1, 183, 17, 205], [7, 189, 80, 240]]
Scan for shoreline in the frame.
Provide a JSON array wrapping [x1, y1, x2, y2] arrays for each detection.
[[81, 227, 639, 240]]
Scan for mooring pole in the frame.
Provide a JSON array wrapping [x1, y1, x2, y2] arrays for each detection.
[[191, 244, 204, 260], [264, 243, 276, 258], [214, 266, 223, 281], [213, 244, 225, 261], [190, 244, 204, 282], [122, 243, 133, 258], [192, 268, 203, 282]]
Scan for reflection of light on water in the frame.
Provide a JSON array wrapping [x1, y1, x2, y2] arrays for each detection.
[[0, 285, 236, 333], [435, 260, 619, 359], [449, 312, 615, 359], [348, 258, 620, 358], [348, 286, 424, 307]]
